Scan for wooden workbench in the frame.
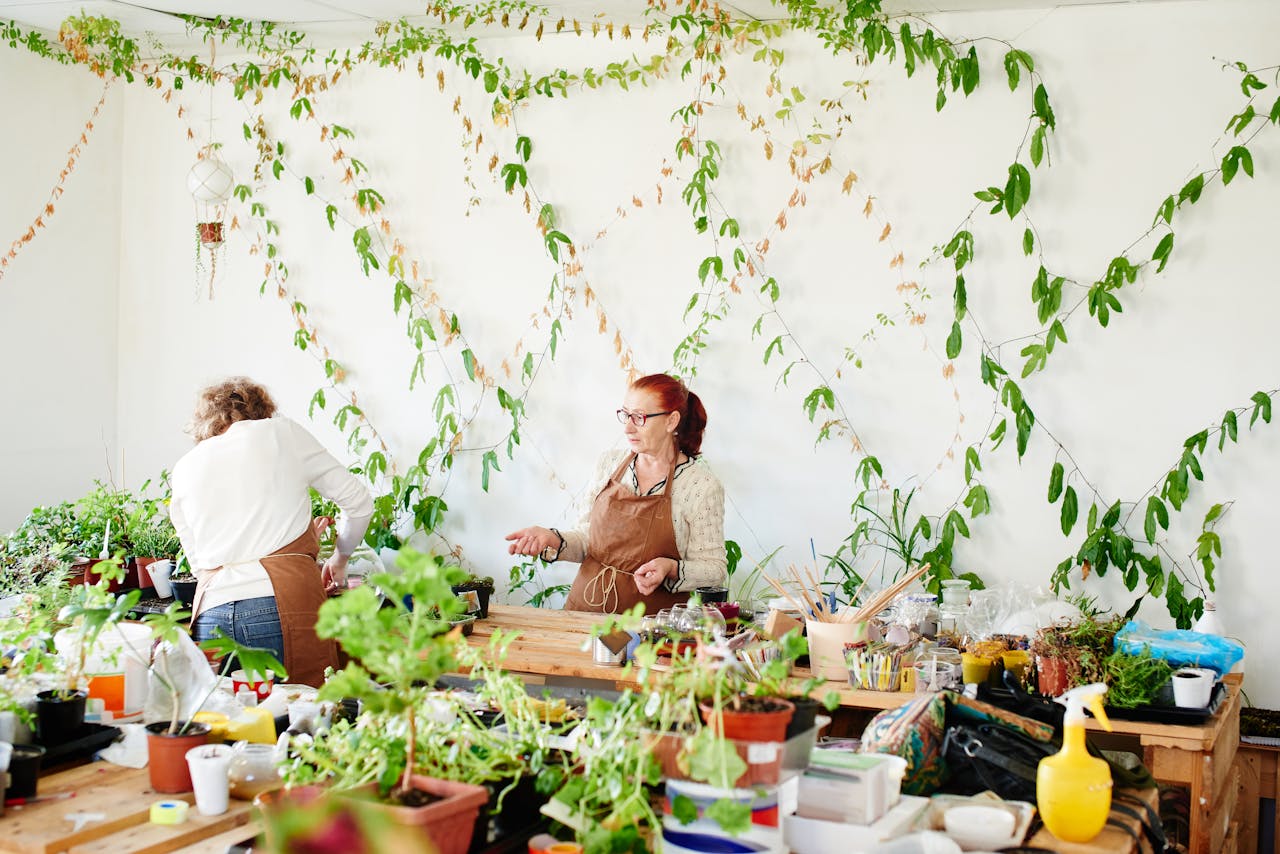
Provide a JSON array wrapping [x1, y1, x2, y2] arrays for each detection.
[[0, 763, 255, 854], [469, 605, 1244, 854]]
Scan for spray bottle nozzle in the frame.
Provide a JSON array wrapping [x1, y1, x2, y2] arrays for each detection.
[[1055, 682, 1113, 732]]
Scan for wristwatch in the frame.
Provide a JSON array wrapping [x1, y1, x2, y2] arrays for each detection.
[[540, 528, 565, 562]]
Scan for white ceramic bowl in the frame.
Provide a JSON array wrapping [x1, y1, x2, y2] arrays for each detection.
[[943, 804, 1016, 848]]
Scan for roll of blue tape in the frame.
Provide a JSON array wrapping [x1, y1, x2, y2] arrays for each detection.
[[150, 799, 189, 825]]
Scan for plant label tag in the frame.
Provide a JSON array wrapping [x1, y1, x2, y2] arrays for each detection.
[[748, 743, 779, 764]]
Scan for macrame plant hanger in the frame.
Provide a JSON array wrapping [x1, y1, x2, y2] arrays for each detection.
[[186, 39, 232, 300]]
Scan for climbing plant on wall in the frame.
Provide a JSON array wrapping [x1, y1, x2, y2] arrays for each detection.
[[2, 1, 1277, 625]]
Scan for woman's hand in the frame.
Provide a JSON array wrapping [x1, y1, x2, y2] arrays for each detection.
[[634, 557, 677, 596], [321, 552, 348, 594], [505, 526, 559, 558], [312, 516, 335, 540]]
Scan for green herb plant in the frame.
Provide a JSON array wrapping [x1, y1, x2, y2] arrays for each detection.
[[1103, 648, 1173, 709], [312, 547, 468, 799]]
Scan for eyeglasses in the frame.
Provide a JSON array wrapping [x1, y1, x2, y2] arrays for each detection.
[[616, 408, 673, 427]]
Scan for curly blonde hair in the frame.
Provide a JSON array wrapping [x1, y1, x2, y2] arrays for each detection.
[[187, 377, 278, 442]]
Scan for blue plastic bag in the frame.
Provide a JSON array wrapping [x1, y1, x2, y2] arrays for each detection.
[[1113, 620, 1244, 674]]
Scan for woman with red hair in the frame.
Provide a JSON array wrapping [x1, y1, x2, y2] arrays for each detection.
[[506, 373, 726, 614]]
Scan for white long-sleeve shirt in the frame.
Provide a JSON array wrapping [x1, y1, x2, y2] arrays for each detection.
[[169, 417, 374, 612], [557, 449, 727, 592]]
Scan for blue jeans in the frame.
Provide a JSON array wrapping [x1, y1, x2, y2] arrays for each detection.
[[193, 596, 286, 674]]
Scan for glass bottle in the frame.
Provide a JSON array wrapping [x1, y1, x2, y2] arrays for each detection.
[[227, 741, 282, 800]]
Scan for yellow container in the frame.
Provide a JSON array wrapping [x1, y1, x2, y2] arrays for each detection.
[[1001, 650, 1031, 682], [961, 653, 992, 685]]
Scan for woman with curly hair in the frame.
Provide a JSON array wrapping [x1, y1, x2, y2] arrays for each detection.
[[169, 377, 372, 686]]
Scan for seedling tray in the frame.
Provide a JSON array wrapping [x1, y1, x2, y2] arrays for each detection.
[[37, 723, 122, 770], [1105, 681, 1226, 725]]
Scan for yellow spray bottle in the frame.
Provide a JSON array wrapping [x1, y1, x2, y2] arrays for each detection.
[[1037, 682, 1113, 842]]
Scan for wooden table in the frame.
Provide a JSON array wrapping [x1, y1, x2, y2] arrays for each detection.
[[468, 605, 1244, 854], [0, 763, 255, 854], [1233, 740, 1278, 854]]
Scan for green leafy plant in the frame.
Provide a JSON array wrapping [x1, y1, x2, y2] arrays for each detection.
[[313, 547, 468, 799]]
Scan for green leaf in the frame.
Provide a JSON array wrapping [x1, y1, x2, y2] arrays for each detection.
[[1004, 162, 1032, 218], [989, 418, 1007, 449], [945, 322, 962, 360], [1022, 228, 1034, 256], [1222, 145, 1254, 184], [764, 336, 784, 364], [671, 794, 699, 825], [706, 799, 751, 836], [953, 275, 967, 321], [303, 176, 315, 195], [1151, 233, 1174, 274], [1250, 391, 1273, 427], [963, 484, 990, 517], [1144, 496, 1169, 544], [325, 204, 338, 229], [801, 386, 835, 421], [1033, 83, 1055, 129], [1060, 486, 1078, 535], [1029, 126, 1046, 167], [1154, 195, 1175, 227], [308, 389, 326, 417], [515, 135, 532, 162], [1003, 49, 1022, 91], [1048, 461, 1064, 503], [1219, 409, 1238, 449], [964, 446, 982, 484], [481, 450, 500, 492], [462, 349, 476, 381], [1178, 174, 1205, 205]]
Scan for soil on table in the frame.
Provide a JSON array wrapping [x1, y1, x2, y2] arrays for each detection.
[[1241, 707, 1280, 739]]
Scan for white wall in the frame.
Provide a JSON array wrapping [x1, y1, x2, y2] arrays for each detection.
[[0, 48, 123, 525], [6, 1, 1280, 700]]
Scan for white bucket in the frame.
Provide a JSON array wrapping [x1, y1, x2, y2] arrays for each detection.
[[54, 621, 153, 716]]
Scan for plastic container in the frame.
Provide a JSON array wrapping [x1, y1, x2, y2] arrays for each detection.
[[54, 622, 152, 715], [645, 716, 827, 789], [800, 752, 907, 824]]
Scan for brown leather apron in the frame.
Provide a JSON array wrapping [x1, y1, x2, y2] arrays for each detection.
[[563, 453, 687, 615], [190, 525, 339, 687]]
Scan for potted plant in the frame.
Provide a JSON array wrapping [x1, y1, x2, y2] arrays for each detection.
[[451, 574, 495, 619], [167, 552, 198, 607], [277, 548, 489, 853], [743, 628, 839, 738], [30, 563, 135, 742], [127, 516, 181, 593], [136, 602, 285, 792]]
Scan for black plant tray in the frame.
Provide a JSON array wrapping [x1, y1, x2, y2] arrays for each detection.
[[1105, 681, 1226, 725], [36, 723, 122, 770]]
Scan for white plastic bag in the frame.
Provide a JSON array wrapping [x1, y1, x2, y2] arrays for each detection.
[[143, 631, 242, 726]]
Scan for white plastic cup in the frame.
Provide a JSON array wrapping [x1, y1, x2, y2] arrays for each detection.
[[185, 743, 232, 815], [148, 560, 174, 598], [1172, 667, 1215, 708]]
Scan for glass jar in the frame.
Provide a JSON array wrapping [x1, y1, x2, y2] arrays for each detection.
[[940, 579, 971, 607], [227, 741, 282, 800]]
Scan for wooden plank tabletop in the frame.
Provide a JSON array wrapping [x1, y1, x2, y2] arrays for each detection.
[[0, 763, 254, 854], [469, 605, 1240, 743]]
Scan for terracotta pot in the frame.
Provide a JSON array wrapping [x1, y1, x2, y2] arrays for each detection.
[[1036, 655, 1071, 697], [146, 721, 211, 793], [697, 696, 795, 787], [80, 558, 122, 592], [700, 696, 795, 743], [257, 775, 488, 854], [133, 557, 157, 592], [197, 221, 223, 245]]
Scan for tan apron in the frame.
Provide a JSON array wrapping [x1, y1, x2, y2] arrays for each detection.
[[563, 453, 687, 615], [191, 525, 339, 687]]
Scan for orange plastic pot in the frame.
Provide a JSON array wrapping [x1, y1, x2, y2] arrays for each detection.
[[146, 722, 210, 793]]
